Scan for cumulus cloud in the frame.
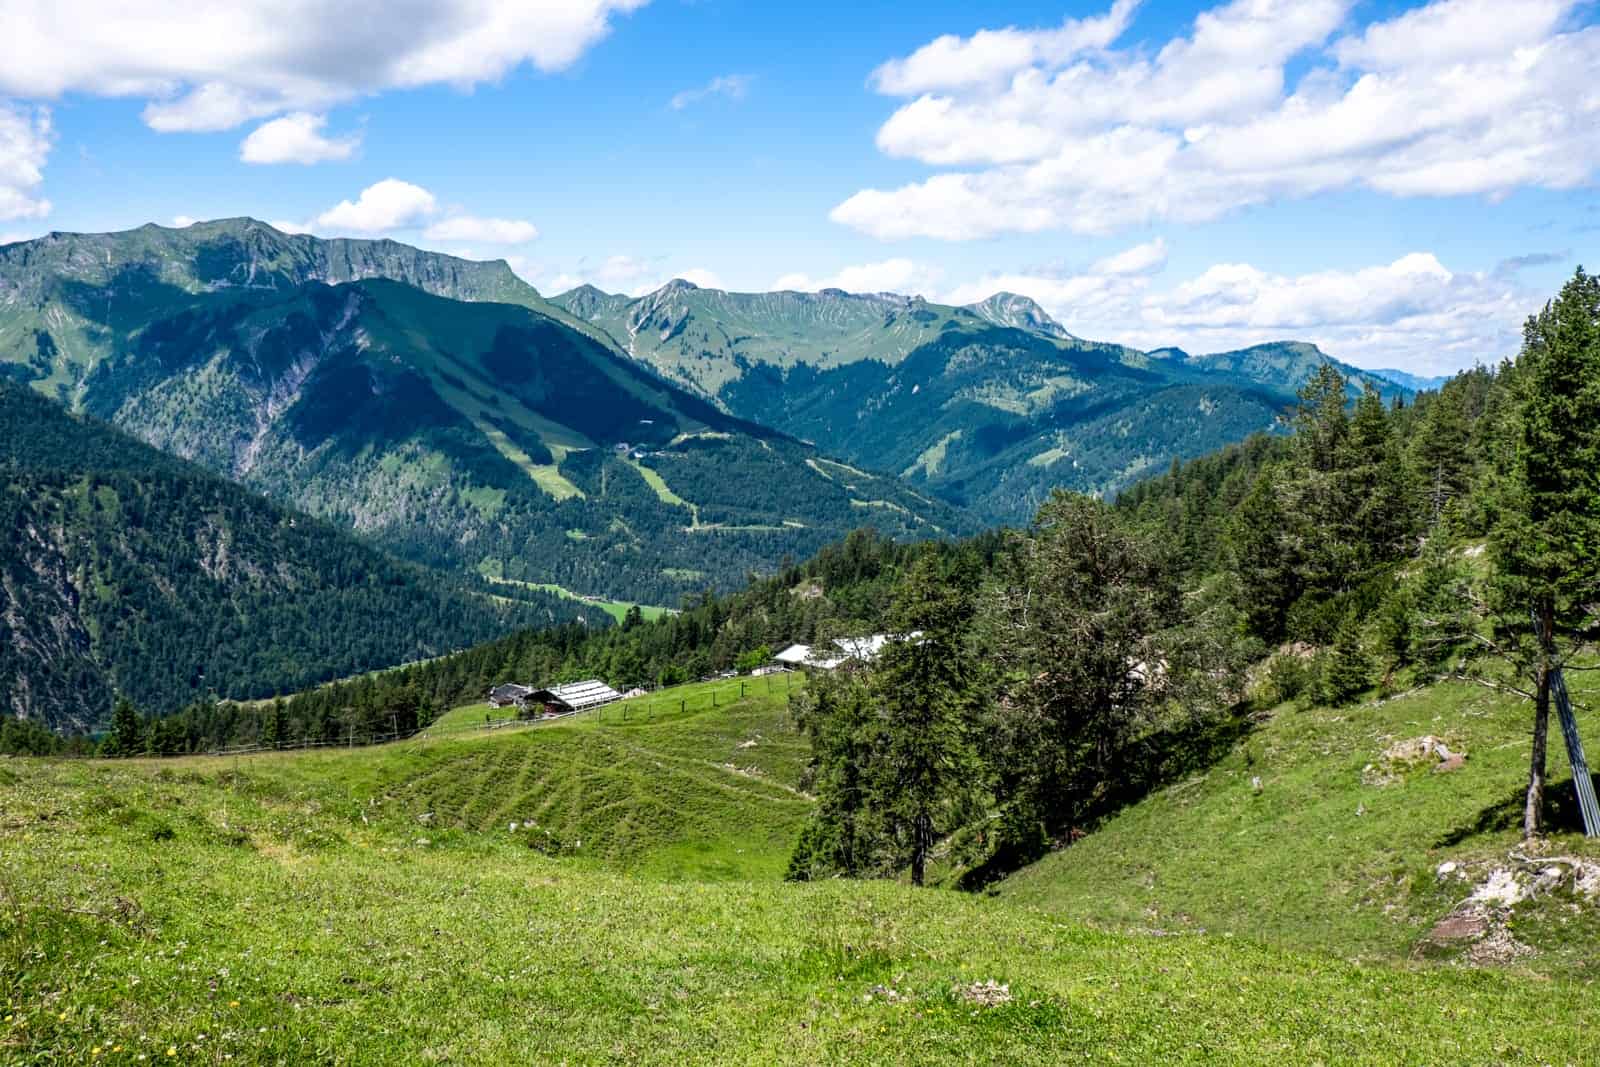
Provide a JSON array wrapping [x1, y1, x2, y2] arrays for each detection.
[[1093, 237, 1168, 276], [314, 178, 437, 234], [772, 258, 944, 296], [0, 1, 649, 132], [947, 247, 1538, 375], [873, 0, 1140, 95], [543, 254, 722, 296], [0, 103, 52, 221], [240, 112, 360, 164], [835, 0, 1600, 239], [670, 74, 752, 111], [422, 215, 539, 244]]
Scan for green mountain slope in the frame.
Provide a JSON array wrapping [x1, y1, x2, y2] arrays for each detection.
[[0, 225, 969, 604], [552, 281, 1406, 524], [0, 381, 601, 732]]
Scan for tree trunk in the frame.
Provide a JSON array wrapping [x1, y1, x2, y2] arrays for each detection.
[[1525, 663, 1552, 839], [910, 811, 930, 887]]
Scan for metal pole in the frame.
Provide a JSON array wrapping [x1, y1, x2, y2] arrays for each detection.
[[1534, 610, 1599, 837], [1551, 664, 1599, 837]]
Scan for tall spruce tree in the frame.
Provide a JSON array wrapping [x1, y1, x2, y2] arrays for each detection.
[[868, 548, 983, 885], [1489, 268, 1600, 836]]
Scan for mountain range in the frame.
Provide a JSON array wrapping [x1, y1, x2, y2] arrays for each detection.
[[0, 220, 966, 609], [550, 281, 1410, 522]]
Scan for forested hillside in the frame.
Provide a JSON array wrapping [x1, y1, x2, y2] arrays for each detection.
[[0, 381, 602, 733], [553, 280, 1407, 522]]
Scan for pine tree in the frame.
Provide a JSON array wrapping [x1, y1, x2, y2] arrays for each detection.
[[1227, 468, 1298, 640], [102, 697, 145, 757], [984, 493, 1181, 861], [868, 549, 983, 886], [1345, 385, 1415, 567], [1490, 268, 1600, 837], [1319, 617, 1372, 706], [262, 698, 287, 748]]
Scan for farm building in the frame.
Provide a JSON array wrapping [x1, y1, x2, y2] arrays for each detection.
[[772, 633, 920, 671], [488, 683, 534, 708], [524, 679, 624, 716]]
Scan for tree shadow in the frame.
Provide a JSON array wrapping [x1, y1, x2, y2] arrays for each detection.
[[1434, 774, 1600, 846], [957, 705, 1260, 891]]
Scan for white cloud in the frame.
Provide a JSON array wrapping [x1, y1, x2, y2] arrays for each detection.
[[314, 178, 437, 234], [947, 248, 1538, 375], [268, 218, 314, 235], [240, 112, 359, 164], [670, 74, 752, 111], [541, 254, 721, 296], [0, 1, 650, 132], [1093, 237, 1167, 276], [672, 267, 724, 290], [873, 0, 1140, 95], [171, 214, 196, 227], [772, 258, 944, 296], [0, 103, 52, 221], [1134, 253, 1533, 373], [422, 215, 538, 244], [836, 0, 1600, 239]]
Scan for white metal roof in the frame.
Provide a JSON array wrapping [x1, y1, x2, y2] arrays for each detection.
[[533, 679, 623, 710]]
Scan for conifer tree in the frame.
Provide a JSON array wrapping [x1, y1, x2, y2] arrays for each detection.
[[984, 494, 1181, 861], [102, 697, 145, 757], [868, 548, 982, 885], [1489, 268, 1600, 836], [1319, 616, 1372, 706]]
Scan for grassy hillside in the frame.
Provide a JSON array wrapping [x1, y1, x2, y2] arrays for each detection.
[[4, 677, 1599, 1063], [997, 674, 1600, 975]]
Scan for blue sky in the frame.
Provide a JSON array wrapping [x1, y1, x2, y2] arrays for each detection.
[[0, 0, 1596, 373]]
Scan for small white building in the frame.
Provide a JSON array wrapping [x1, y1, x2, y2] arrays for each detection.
[[772, 633, 920, 672]]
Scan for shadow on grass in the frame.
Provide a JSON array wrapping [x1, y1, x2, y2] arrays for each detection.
[[957, 705, 1261, 891], [1435, 774, 1600, 846]]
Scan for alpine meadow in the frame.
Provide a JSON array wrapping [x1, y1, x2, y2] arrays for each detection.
[[3, 1, 1600, 1064]]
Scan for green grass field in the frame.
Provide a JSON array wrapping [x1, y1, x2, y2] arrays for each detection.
[[4, 675, 1599, 1063], [484, 576, 672, 624], [998, 676, 1600, 975]]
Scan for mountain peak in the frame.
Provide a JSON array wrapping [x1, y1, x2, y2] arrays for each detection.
[[965, 292, 1076, 340]]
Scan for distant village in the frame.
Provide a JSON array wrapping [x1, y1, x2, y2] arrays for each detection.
[[487, 633, 911, 717]]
